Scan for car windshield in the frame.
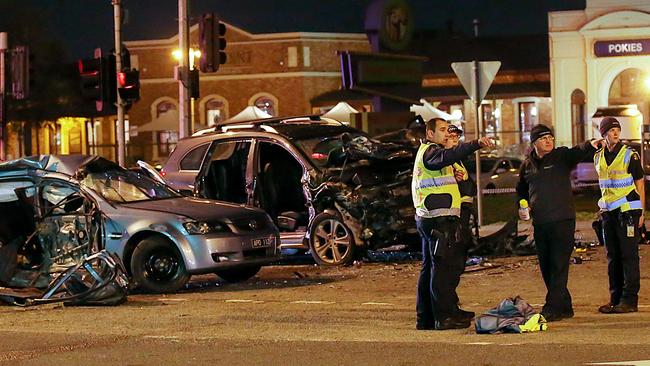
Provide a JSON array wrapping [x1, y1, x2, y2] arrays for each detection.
[[294, 131, 375, 168], [81, 169, 179, 203]]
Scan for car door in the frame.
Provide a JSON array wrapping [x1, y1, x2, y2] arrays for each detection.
[[193, 138, 254, 204]]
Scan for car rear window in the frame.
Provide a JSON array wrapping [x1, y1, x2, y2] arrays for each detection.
[[180, 143, 209, 170]]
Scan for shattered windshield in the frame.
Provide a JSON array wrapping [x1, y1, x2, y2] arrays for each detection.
[[81, 170, 179, 203], [295, 132, 381, 168]]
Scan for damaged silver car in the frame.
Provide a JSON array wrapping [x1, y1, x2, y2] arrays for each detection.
[[163, 116, 416, 266], [0, 155, 280, 295]]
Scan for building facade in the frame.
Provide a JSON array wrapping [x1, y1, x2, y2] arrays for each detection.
[[124, 23, 369, 163], [549, 0, 650, 146]]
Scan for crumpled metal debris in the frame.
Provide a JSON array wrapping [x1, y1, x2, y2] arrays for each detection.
[[0, 250, 128, 306]]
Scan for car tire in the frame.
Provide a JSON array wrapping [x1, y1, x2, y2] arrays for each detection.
[[308, 212, 355, 266], [131, 237, 190, 293], [215, 265, 261, 283]]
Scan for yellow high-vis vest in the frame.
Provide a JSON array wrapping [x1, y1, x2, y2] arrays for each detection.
[[412, 142, 461, 218], [453, 161, 474, 204], [594, 144, 642, 212]]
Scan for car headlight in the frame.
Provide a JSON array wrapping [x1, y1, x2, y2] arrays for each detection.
[[182, 220, 230, 235]]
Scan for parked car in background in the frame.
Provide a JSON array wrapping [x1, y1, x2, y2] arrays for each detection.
[[464, 156, 522, 190], [163, 115, 417, 266], [0, 155, 280, 293]]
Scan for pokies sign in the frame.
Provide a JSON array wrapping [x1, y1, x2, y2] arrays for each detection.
[[594, 39, 650, 57]]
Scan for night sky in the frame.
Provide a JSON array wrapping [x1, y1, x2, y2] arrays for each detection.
[[0, 0, 585, 61]]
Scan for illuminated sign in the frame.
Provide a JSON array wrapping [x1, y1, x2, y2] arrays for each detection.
[[594, 39, 650, 57]]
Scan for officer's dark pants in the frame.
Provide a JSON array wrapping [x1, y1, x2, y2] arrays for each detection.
[[602, 209, 641, 307], [459, 203, 474, 260], [533, 218, 575, 315], [416, 216, 464, 326]]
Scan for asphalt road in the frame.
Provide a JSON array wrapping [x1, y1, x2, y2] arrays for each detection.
[[1, 245, 650, 365]]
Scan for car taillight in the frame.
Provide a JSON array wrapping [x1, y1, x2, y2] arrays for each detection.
[[311, 152, 327, 160], [160, 169, 166, 177]]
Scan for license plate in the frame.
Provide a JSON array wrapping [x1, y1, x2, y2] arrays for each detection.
[[252, 236, 275, 248]]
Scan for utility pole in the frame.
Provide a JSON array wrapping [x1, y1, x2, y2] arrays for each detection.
[[178, 0, 190, 138], [0, 32, 7, 161], [112, 0, 126, 166], [472, 60, 483, 228]]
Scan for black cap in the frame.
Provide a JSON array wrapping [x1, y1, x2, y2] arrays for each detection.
[[599, 116, 621, 137], [530, 124, 553, 143], [447, 124, 463, 136]]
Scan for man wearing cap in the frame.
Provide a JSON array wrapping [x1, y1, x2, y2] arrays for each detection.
[[445, 125, 477, 265], [516, 124, 602, 321], [413, 118, 495, 331], [595, 116, 644, 314]]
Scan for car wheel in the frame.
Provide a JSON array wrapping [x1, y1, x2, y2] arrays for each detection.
[[308, 212, 355, 266], [215, 265, 261, 283], [131, 237, 190, 293]]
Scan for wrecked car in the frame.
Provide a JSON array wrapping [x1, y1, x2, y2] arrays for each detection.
[[0, 155, 280, 294], [162, 116, 417, 266]]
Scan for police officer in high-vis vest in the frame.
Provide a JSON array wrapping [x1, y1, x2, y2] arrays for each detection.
[[413, 117, 494, 330], [595, 117, 645, 314]]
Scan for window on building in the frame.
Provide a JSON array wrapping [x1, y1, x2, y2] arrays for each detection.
[[481, 103, 497, 138], [571, 89, 586, 145], [156, 101, 177, 118], [205, 99, 226, 126], [158, 131, 178, 156], [519, 102, 538, 143], [254, 96, 276, 117], [608, 68, 650, 101]]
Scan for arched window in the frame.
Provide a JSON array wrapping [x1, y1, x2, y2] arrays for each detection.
[[249, 93, 278, 117], [571, 89, 586, 144], [198, 95, 229, 127], [609, 68, 650, 104], [156, 101, 177, 118]]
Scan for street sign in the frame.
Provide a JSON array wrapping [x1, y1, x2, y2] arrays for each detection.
[[451, 61, 501, 102]]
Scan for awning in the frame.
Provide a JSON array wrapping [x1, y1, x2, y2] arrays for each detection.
[[322, 101, 358, 124], [135, 110, 206, 133], [410, 99, 454, 121], [219, 106, 271, 125]]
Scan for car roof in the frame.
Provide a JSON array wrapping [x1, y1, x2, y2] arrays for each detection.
[[0, 155, 123, 177], [190, 115, 349, 137]]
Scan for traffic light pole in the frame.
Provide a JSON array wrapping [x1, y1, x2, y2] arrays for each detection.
[[113, 0, 126, 166], [178, 0, 191, 138], [473, 60, 483, 230]]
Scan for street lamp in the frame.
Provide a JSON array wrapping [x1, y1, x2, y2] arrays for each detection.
[[172, 48, 201, 70]]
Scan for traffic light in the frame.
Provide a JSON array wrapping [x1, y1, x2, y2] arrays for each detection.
[[78, 57, 102, 100], [199, 12, 227, 73], [188, 68, 199, 99], [78, 49, 117, 112], [117, 69, 140, 103]]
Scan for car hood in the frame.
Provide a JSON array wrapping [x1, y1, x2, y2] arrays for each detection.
[[120, 197, 265, 222]]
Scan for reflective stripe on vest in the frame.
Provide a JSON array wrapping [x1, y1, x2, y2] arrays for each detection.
[[594, 145, 641, 212], [412, 142, 461, 218]]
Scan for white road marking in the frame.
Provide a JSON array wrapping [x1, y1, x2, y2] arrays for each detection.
[[225, 299, 264, 304], [291, 300, 336, 304], [588, 361, 650, 365], [157, 298, 187, 302], [361, 302, 394, 306], [465, 342, 493, 345], [143, 335, 180, 342]]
